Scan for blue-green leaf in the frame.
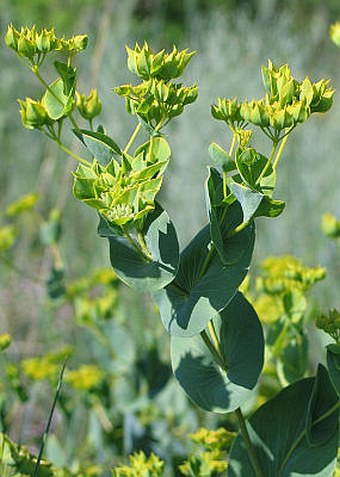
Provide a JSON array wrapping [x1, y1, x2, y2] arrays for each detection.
[[73, 129, 122, 165], [306, 364, 339, 446], [229, 180, 263, 223], [228, 372, 339, 477], [208, 142, 236, 172], [171, 292, 264, 413]]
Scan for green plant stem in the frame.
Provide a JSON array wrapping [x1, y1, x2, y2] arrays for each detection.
[[235, 408, 264, 477], [272, 134, 289, 170], [277, 400, 340, 476], [32, 360, 68, 477], [223, 132, 237, 198], [90, 395, 114, 433], [256, 140, 278, 185], [200, 329, 226, 370], [137, 230, 153, 261], [122, 227, 152, 262], [56, 140, 92, 166], [208, 321, 222, 357], [226, 219, 250, 238], [124, 122, 142, 154]]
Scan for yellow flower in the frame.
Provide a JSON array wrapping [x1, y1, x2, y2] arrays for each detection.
[[66, 365, 104, 391]]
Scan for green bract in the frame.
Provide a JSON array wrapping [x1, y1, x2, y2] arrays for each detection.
[[73, 137, 171, 228]]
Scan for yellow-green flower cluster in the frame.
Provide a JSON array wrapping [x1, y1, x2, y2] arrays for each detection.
[[316, 309, 340, 343], [22, 347, 72, 381], [5, 24, 88, 60], [330, 21, 340, 47], [321, 212, 340, 239], [0, 225, 17, 252], [112, 451, 164, 477], [76, 90, 102, 120], [126, 42, 195, 81], [6, 192, 39, 217], [115, 42, 197, 128], [179, 428, 234, 477], [66, 365, 104, 391], [212, 60, 334, 134], [188, 427, 236, 449], [114, 79, 198, 126], [256, 255, 326, 295], [73, 138, 170, 228]]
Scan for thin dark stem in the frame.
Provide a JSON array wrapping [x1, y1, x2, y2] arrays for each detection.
[[32, 360, 68, 477], [235, 408, 264, 477]]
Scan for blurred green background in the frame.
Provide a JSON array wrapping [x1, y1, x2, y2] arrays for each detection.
[[1, 0, 340, 474]]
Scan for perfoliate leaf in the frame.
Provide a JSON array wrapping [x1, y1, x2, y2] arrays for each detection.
[[228, 375, 339, 477], [153, 208, 255, 336], [42, 78, 74, 120], [171, 292, 264, 413], [99, 202, 179, 291]]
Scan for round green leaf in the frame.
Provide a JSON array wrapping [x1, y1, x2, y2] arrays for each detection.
[[171, 292, 264, 413], [99, 202, 179, 291], [228, 371, 339, 477], [154, 206, 255, 336]]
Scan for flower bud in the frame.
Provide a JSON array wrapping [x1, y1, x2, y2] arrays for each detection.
[[18, 98, 48, 129], [73, 34, 88, 51], [76, 89, 102, 120], [5, 24, 19, 51], [36, 28, 57, 53], [17, 33, 36, 58]]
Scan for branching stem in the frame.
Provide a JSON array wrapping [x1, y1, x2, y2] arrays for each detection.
[[56, 140, 92, 166]]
